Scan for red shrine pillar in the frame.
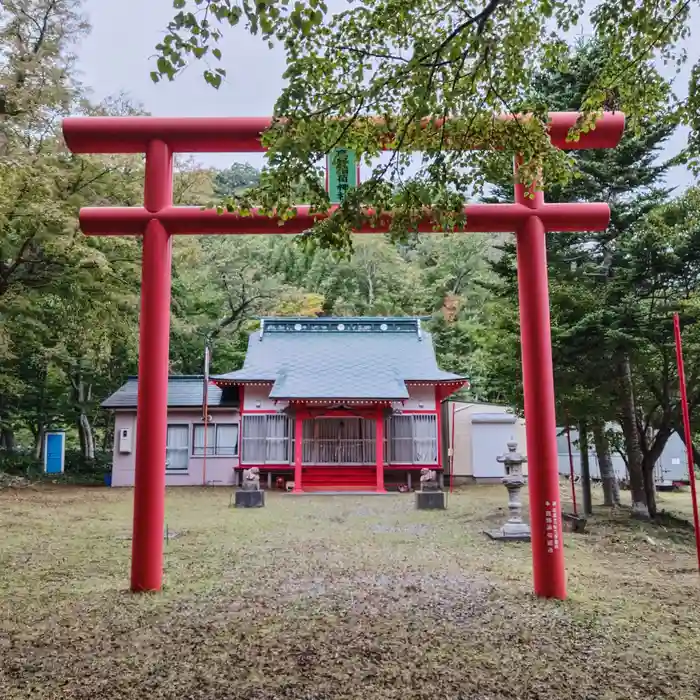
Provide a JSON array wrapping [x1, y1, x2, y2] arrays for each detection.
[[130, 140, 173, 592], [514, 161, 566, 600], [375, 408, 386, 492], [294, 411, 303, 492]]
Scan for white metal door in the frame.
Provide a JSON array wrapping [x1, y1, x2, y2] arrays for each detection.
[[471, 421, 518, 478]]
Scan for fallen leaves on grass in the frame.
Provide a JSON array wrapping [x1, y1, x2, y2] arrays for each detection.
[[0, 486, 699, 699]]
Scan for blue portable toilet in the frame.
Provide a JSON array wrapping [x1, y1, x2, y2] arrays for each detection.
[[44, 432, 66, 475]]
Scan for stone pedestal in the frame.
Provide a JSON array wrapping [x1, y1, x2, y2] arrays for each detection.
[[234, 489, 265, 508], [485, 525, 531, 541], [562, 512, 587, 533], [416, 490, 446, 510]]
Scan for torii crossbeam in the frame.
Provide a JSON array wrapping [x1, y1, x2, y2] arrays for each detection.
[[62, 112, 625, 600]]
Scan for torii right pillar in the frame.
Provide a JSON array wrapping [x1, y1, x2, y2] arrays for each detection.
[[514, 162, 565, 598], [509, 115, 624, 599]]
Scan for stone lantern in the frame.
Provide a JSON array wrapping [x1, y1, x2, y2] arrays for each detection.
[[485, 440, 531, 541]]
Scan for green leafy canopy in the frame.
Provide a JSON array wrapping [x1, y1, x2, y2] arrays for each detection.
[[155, 1, 695, 252]]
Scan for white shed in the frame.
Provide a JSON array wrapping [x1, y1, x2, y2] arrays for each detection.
[[558, 426, 690, 484], [445, 402, 690, 487], [446, 401, 527, 483]]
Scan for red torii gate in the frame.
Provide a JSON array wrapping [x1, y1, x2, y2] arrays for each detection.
[[62, 112, 624, 600]]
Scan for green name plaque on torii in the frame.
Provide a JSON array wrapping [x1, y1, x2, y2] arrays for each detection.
[[326, 147, 359, 204]]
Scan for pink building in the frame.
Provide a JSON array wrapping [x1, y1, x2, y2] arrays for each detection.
[[103, 317, 466, 492]]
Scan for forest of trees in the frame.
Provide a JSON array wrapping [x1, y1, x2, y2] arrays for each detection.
[[2, 1, 700, 520], [0, 0, 496, 465]]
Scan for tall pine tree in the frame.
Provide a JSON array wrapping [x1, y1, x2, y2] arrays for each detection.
[[478, 39, 676, 515]]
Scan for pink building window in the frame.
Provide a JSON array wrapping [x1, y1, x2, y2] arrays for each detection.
[[193, 424, 239, 457], [166, 425, 189, 471]]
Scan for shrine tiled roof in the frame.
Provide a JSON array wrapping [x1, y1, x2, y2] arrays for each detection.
[[212, 317, 465, 401], [101, 376, 239, 409]]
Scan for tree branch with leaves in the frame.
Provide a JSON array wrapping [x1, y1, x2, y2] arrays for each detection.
[[154, 0, 697, 252]]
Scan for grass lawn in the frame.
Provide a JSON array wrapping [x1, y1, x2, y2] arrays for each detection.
[[1, 484, 699, 699]]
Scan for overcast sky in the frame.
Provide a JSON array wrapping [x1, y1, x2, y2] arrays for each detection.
[[76, 0, 698, 191]]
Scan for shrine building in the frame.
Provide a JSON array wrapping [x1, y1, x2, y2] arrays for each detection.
[[103, 317, 467, 492]]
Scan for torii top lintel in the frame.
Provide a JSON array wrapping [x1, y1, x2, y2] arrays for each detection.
[[62, 111, 625, 237], [62, 112, 625, 154]]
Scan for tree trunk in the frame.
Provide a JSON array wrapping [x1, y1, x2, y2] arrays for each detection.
[[617, 356, 648, 517], [78, 415, 87, 456], [102, 417, 113, 452], [0, 426, 15, 453], [592, 422, 620, 507], [641, 424, 672, 519], [33, 425, 45, 461], [642, 464, 657, 518], [579, 421, 593, 516], [612, 465, 621, 505], [31, 363, 49, 462], [72, 373, 95, 460], [78, 412, 95, 461]]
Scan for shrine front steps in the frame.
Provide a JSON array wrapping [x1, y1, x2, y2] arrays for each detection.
[[302, 484, 376, 492], [301, 467, 377, 492], [289, 490, 396, 496]]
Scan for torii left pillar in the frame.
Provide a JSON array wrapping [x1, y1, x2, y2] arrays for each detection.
[[132, 140, 173, 592]]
